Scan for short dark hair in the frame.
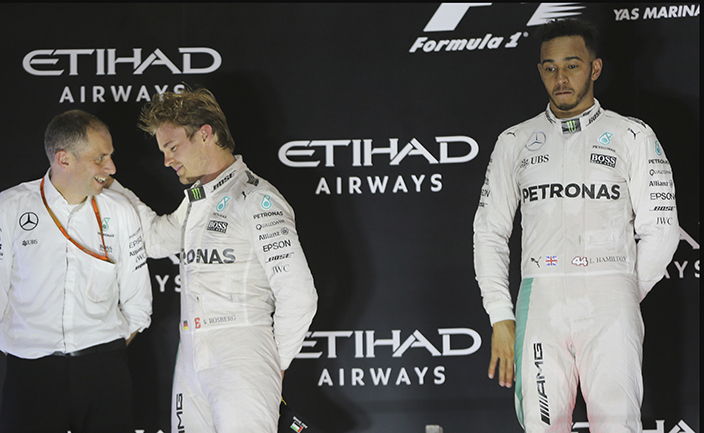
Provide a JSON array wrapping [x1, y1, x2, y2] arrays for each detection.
[[44, 110, 109, 162], [535, 19, 599, 58]]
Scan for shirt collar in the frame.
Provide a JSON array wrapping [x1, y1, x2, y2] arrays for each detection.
[[183, 156, 244, 202], [545, 99, 603, 135], [43, 170, 71, 209]]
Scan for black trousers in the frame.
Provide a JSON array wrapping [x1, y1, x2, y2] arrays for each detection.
[[0, 341, 134, 433]]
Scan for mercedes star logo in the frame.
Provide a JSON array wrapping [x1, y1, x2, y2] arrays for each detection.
[[525, 131, 547, 152], [19, 212, 39, 231]]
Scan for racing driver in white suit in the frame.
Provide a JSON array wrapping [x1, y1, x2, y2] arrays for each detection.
[[473, 20, 679, 432], [109, 88, 317, 432]]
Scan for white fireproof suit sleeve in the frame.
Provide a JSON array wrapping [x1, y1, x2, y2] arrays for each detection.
[[473, 134, 520, 326], [626, 127, 680, 301], [108, 179, 183, 259], [246, 189, 317, 370]]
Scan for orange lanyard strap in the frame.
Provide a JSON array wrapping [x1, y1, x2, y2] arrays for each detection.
[[40, 177, 113, 264]]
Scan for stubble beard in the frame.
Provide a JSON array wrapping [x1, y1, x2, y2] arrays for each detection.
[[551, 63, 594, 114]]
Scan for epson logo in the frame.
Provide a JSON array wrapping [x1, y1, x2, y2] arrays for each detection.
[[590, 153, 617, 168], [279, 136, 479, 167], [263, 239, 292, 253], [650, 192, 676, 201], [23, 47, 222, 76]]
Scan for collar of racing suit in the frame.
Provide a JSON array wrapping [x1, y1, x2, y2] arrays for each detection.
[[184, 157, 243, 202], [545, 99, 603, 135]]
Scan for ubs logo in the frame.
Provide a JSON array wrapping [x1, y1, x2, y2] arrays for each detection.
[[19, 212, 39, 231]]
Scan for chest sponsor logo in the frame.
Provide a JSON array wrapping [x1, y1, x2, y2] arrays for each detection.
[[182, 248, 236, 264], [650, 192, 675, 201], [273, 264, 291, 273], [128, 235, 143, 249], [19, 212, 39, 231], [525, 132, 546, 151], [590, 153, 617, 168], [206, 220, 228, 233], [256, 219, 286, 230], [522, 183, 620, 203], [260, 194, 272, 210], [216, 196, 231, 212], [520, 154, 550, 169], [598, 132, 613, 146], [267, 252, 294, 262], [253, 211, 284, 219], [259, 227, 289, 241], [263, 239, 292, 253]]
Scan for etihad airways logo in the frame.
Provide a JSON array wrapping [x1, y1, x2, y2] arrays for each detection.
[[23, 47, 222, 76], [279, 136, 478, 167], [297, 327, 482, 388], [279, 136, 480, 195], [410, 3, 585, 54]]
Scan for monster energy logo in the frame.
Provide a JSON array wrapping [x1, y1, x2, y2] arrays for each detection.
[[561, 120, 580, 134], [188, 186, 206, 202]]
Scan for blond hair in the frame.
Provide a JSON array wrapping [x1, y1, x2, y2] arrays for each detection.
[[139, 87, 235, 152]]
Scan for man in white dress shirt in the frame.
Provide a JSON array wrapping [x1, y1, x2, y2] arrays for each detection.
[[0, 110, 152, 432]]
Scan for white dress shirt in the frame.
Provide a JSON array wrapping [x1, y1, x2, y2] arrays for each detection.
[[0, 171, 152, 358]]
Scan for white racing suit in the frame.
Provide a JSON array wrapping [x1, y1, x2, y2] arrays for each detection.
[[113, 156, 317, 433], [473, 101, 679, 432]]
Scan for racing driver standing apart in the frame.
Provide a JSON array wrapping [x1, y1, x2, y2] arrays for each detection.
[[473, 19, 679, 432], [108, 87, 318, 432]]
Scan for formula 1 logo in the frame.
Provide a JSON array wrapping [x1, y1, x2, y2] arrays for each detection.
[[411, 3, 585, 54], [423, 3, 585, 32]]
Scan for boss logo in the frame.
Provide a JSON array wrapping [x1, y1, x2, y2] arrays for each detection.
[[590, 153, 617, 168], [206, 220, 228, 233]]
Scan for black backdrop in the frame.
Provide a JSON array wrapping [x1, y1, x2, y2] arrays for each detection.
[[0, 4, 698, 432]]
